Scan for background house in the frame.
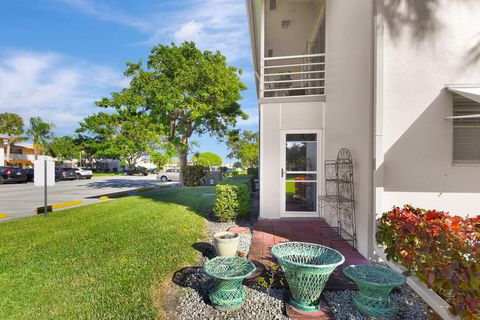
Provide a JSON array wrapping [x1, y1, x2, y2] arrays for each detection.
[[0, 137, 51, 167]]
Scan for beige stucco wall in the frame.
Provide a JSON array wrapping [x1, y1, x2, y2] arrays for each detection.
[[379, 0, 480, 217], [0, 147, 4, 166], [324, 0, 374, 258], [259, 101, 324, 219]]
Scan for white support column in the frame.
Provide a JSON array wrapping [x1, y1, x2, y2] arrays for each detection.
[[373, 0, 385, 258], [259, 0, 265, 99]]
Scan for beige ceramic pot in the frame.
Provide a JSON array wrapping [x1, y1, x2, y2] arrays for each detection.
[[213, 231, 240, 257]]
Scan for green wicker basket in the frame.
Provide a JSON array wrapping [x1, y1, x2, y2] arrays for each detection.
[[343, 264, 406, 319], [204, 256, 256, 311], [271, 242, 345, 312]]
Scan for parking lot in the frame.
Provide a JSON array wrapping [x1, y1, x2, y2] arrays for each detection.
[[0, 175, 177, 221]]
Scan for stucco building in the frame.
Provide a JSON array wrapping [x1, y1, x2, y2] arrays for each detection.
[[246, 0, 480, 258]]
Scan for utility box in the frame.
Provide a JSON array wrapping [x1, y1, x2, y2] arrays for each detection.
[[204, 171, 222, 186], [33, 160, 55, 187]]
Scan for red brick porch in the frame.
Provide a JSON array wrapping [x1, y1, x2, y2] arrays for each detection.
[[248, 219, 369, 289]]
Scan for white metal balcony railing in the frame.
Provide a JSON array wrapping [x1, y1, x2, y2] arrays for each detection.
[[260, 53, 326, 98], [8, 153, 35, 161]]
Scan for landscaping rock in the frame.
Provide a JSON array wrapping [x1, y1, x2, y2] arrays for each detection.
[[323, 285, 430, 320], [173, 267, 289, 320]]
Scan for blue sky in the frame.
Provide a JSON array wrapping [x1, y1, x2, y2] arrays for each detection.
[[0, 0, 258, 163]]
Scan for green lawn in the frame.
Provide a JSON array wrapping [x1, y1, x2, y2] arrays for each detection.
[[0, 187, 214, 320], [92, 172, 123, 177]]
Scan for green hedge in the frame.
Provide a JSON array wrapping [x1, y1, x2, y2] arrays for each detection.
[[213, 175, 253, 222], [183, 165, 209, 187], [247, 167, 258, 179]]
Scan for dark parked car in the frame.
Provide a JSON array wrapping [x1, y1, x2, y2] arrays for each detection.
[[123, 167, 148, 176], [0, 166, 27, 184], [55, 167, 77, 181], [25, 168, 34, 182]]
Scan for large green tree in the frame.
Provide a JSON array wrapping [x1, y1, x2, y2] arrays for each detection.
[[0, 112, 25, 163], [97, 42, 247, 185], [77, 111, 160, 168], [49, 135, 79, 162], [192, 152, 222, 167], [26, 117, 54, 156], [227, 130, 259, 168]]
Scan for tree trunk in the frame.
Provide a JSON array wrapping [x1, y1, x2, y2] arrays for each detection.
[[177, 146, 188, 186]]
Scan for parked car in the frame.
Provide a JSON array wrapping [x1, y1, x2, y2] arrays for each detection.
[[55, 167, 77, 181], [25, 168, 34, 182], [74, 167, 92, 179], [0, 166, 27, 184], [156, 168, 180, 182], [123, 167, 148, 176]]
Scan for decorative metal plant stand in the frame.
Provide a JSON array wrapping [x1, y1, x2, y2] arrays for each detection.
[[204, 256, 256, 311], [343, 264, 406, 319], [319, 148, 357, 248], [271, 242, 345, 312]]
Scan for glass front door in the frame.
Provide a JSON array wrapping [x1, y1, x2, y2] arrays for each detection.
[[283, 133, 319, 214]]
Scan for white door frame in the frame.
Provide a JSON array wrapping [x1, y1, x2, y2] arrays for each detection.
[[280, 129, 323, 218]]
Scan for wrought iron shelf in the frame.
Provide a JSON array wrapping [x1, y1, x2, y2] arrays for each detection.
[[319, 148, 357, 249], [325, 178, 351, 184], [319, 195, 353, 203]]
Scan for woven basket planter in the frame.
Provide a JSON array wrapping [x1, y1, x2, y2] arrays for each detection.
[[271, 242, 345, 312], [343, 264, 406, 319], [204, 256, 256, 311]]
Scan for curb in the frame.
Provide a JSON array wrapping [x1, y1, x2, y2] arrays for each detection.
[[36, 200, 84, 214], [98, 185, 171, 200], [0, 213, 7, 219]]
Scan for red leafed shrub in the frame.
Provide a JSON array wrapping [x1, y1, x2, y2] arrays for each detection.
[[377, 205, 480, 319]]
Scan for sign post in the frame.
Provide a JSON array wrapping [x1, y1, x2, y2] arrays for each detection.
[[34, 158, 55, 215], [44, 160, 48, 217]]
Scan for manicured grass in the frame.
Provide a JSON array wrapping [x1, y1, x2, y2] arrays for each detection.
[[92, 172, 123, 177], [0, 187, 214, 320]]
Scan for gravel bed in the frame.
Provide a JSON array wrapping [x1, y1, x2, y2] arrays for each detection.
[[172, 267, 289, 320], [324, 285, 430, 320]]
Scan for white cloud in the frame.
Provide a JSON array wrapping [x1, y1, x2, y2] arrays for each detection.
[[174, 20, 203, 44], [57, 0, 251, 62], [0, 50, 127, 134]]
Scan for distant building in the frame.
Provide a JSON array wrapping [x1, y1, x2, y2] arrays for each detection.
[[0, 137, 52, 167]]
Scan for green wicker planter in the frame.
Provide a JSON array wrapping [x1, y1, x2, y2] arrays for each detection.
[[204, 256, 256, 311], [271, 242, 345, 312], [343, 264, 406, 319]]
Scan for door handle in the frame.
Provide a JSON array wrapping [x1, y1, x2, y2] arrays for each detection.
[[281, 168, 284, 178]]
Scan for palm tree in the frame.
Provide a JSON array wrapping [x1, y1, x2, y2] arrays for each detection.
[[0, 112, 26, 163], [26, 117, 55, 156]]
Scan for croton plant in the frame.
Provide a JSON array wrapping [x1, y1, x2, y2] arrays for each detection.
[[377, 205, 480, 319]]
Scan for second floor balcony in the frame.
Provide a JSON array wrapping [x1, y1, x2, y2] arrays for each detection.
[[249, 0, 326, 99], [262, 51, 325, 98]]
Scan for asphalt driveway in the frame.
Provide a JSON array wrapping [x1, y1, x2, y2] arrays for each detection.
[[0, 175, 177, 221]]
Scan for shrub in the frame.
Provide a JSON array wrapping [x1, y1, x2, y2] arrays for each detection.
[[183, 165, 208, 187], [213, 175, 253, 222], [377, 205, 480, 319], [247, 167, 258, 179]]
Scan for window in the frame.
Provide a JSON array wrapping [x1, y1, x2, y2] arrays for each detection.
[[452, 94, 480, 163]]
